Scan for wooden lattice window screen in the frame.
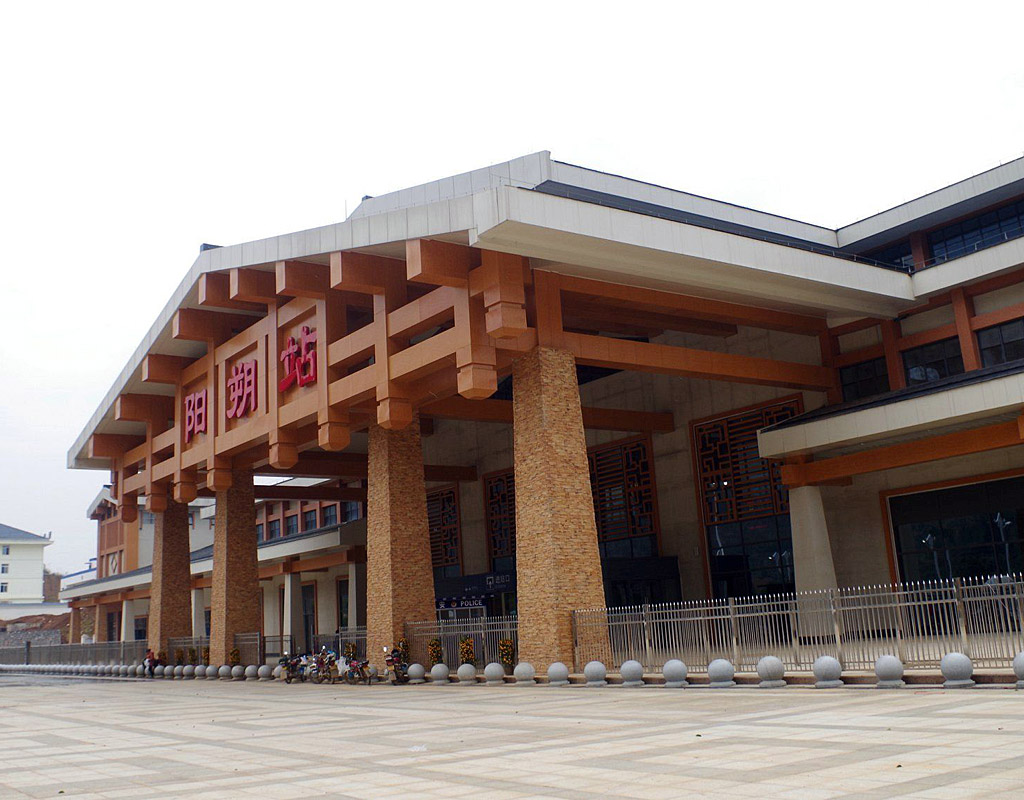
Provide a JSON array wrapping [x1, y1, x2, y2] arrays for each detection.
[[484, 471, 516, 563], [587, 436, 660, 543], [692, 397, 802, 526], [426, 486, 461, 571]]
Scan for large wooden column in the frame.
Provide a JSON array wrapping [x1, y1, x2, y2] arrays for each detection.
[[365, 415, 435, 667], [69, 606, 82, 645], [209, 469, 260, 665], [513, 347, 606, 670], [148, 500, 192, 655]]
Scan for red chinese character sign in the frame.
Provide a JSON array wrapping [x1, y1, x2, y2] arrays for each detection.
[[279, 326, 317, 392], [184, 389, 208, 443], [226, 360, 259, 419]]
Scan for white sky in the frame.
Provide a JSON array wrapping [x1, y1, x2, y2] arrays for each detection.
[[1, 2, 1022, 573]]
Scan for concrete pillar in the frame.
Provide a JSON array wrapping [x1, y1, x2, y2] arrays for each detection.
[[347, 562, 359, 629], [120, 598, 135, 642], [789, 485, 839, 594], [209, 469, 260, 665], [365, 415, 435, 666], [148, 500, 193, 656], [191, 588, 205, 638], [512, 347, 606, 670], [69, 606, 82, 644], [282, 572, 305, 653]]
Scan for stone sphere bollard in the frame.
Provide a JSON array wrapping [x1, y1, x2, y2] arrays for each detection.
[[483, 662, 505, 686], [257, 665, 273, 681], [272, 665, 283, 680], [430, 663, 450, 684], [584, 660, 607, 687], [154, 665, 165, 678], [218, 665, 232, 680], [244, 665, 259, 681], [620, 660, 645, 688], [231, 665, 245, 681], [875, 655, 904, 689], [195, 665, 206, 679], [513, 662, 536, 686], [127, 665, 136, 678], [1013, 652, 1024, 690], [407, 663, 426, 684], [183, 665, 195, 679], [368, 665, 379, 681], [708, 658, 736, 688], [457, 663, 477, 684], [941, 652, 974, 689], [120, 665, 129, 677], [813, 656, 843, 689], [663, 659, 688, 688], [757, 656, 786, 689], [547, 662, 570, 687], [173, 665, 185, 679]]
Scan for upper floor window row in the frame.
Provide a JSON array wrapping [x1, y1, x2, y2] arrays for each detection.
[[902, 337, 964, 386], [978, 317, 1024, 367], [870, 240, 915, 270], [928, 198, 1024, 265]]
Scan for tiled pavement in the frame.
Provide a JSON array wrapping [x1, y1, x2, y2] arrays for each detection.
[[1, 677, 1023, 799]]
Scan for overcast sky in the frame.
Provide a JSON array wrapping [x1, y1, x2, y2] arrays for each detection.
[[1, 2, 1022, 573]]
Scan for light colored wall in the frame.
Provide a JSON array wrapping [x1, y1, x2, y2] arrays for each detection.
[[136, 509, 215, 572], [0, 542, 47, 603]]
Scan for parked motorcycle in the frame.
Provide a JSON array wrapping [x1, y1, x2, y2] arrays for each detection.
[[278, 653, 304, 684], [383, 646, 409, 685], [343, 655, 371, 685], [312, 647, 339, 684]]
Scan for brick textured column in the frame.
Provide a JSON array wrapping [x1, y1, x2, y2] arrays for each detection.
[[68, 606, 82, 644], [209, 469, 260, 665], [366, 415, 435, 667], [148, 500, 192, 655], [93, 604, 107, 643], [513, 347, 606, 670]]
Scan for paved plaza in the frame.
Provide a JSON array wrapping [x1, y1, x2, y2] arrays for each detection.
[[1, 677, 1023, 799]]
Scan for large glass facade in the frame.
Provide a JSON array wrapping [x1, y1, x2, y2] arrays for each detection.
[[890, 476, 1024, 582]]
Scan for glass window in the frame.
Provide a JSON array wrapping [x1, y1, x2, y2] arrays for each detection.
[[267, 519, 281, 540], [839, 357, 890, 402], [0, 583, 6, 593], [343, 502, 361, 522], [285, 515, 298, 536], [928, 198, 1024, 264], [869, 240, 914, 270], [303, 510, 317, 531], [902, 337, 964, 385], [321, 504, 337, 527], [0, 564, 7, 574], [890, 476, 1024, 581], [255, 523, 263, 540], [977, 317, 1024, 367], [2, 545, 9, 555]]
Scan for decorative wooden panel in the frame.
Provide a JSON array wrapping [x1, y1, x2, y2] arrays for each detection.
[[692, 397, 802, 526], [484, 471, 516, 564], [587, 436, 660, 544], [426, 486, 461, 571]]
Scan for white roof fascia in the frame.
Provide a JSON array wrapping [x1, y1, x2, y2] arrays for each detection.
[[757, 369, 1024, 459], [911, 237, 1024, 299], [838, 157, 1024, 247], [549, 161, 839, 247], [471, 186, 914, 317]]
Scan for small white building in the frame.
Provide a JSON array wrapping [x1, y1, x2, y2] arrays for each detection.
[[0, 523, 64, 621]]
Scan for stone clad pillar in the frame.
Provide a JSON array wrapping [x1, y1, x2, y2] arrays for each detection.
[[120, 598, 136, 642], [148, 500, 193, 656], [282, 572, 306, 653], [789, 485, 839, 593], [209, 469, 261, 665], [365, 415, 435, 667], [513, 347, 606, 670], [94, 603, 107, 643]]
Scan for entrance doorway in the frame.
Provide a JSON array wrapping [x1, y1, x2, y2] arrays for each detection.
[[301, 583, 317, 649]]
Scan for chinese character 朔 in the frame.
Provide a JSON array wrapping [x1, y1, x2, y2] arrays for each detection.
[[226, 360, 258, 419]]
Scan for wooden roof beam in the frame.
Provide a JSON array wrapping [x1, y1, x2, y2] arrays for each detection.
[[329, 251, 406, 296], [253, 485, 367, 502], [88, 434, 144, 459], [141, 354, 193, 385], [198, 272, 266, 311], [406, 239, 476, 287], [114, 394, 175, 425], [422, 396, 675, 433], [230, 268, 278, 304], [172, 308, 256, 344], [276, 260, 330, 298]]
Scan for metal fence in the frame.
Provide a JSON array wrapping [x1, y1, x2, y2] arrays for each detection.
[[167, 637, 209, 664], [573, 574, 1024, 672], [311, 628, 367, 659], [233, 632, 262, 666], [0, 640, 148, 666], [405, 615, 517, 667]]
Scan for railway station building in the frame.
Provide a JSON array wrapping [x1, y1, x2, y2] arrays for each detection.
[[62, 151, 1024, 669]]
